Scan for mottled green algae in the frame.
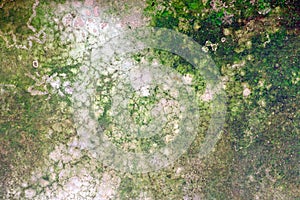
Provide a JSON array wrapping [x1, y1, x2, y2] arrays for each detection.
[[141, 0, 300, 198], [0, 1, 75, 196]]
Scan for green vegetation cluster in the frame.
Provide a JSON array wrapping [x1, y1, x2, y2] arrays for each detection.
[[0, 0, 299, 198], [133, 0, 300, 199], [0, 0, 76, 194]]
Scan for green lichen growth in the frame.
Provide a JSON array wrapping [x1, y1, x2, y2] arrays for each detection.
[[139, 0, 300, 198], [0, 1, 76, 195], [0, 0, 299, 198]]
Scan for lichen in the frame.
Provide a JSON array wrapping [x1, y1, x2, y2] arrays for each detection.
[[0, 0, 299, 199]]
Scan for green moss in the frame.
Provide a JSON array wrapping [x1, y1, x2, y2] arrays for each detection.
[[145, 0, 299, 198], [0, 0, 77, 188], [119, 171, 185, 199]]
